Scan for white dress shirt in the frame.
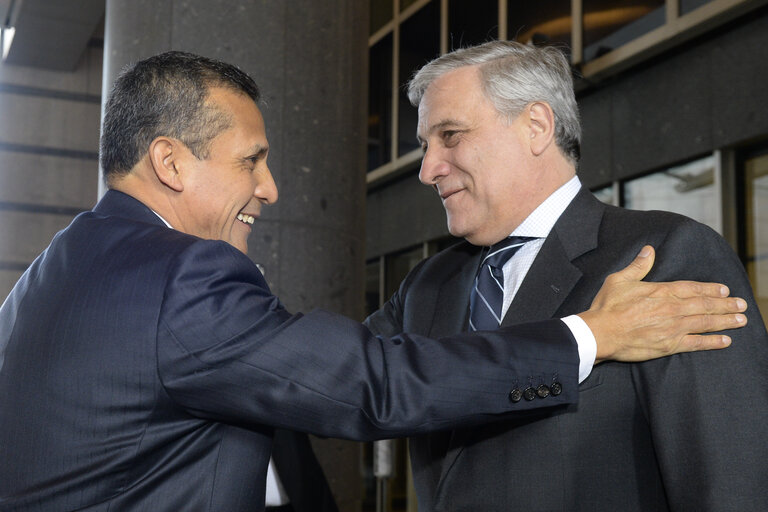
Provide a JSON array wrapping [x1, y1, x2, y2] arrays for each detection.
[[265, 457, 290, 506], [495, 176, 596, 382]]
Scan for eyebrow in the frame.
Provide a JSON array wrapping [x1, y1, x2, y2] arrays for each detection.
[[244, 144, 269, 160], [416, 118, 466, 144]]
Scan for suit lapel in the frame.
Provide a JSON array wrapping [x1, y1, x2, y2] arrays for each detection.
[[505, 187, 604, 324], [501, 236, 583, 325], [435, 187, 606, 494], [427, 245, 482, 338]]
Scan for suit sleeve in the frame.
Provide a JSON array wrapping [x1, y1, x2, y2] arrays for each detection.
[[155, 240, 579, 441], [633, 219, 768, 510]]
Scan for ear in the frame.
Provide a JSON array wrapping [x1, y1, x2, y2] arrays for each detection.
[[148, 137, 185, 192], [527, 102, 556, 157]]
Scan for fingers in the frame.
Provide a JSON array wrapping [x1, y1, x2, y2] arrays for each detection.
[[664, 296, 747, 318], [676, 334, 733, 353], [677, 311, 747, 334], [610, 245, 655, 283], [649, 280, 731, 299]]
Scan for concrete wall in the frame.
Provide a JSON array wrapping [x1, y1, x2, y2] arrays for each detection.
[[0, 42, 103, 301], [579, 5, 768, 187]]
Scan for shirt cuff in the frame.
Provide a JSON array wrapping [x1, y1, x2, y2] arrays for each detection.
[[561, 314, 596, 383]]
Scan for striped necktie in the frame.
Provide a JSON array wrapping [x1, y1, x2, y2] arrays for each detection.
[[469, 236, 534, 331]]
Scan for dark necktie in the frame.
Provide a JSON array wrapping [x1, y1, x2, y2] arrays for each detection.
[[469, 236, 534, 331]]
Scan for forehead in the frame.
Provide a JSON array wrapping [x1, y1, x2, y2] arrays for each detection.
[[417, 66, 490, 134], [208, 87, 267, 139]]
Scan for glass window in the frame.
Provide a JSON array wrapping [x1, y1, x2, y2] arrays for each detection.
[[370, 0, 394, 34], [744, 152, 768, 319], [592, 185, 616, 205], [623, 155, 720, 233], [681, 0, 714, 15], [508, 0, 571, 53], [583, 0, 665, 61], [369, 34, 394, 172], [448, 0, 498, 50], [401, 0, 422, 12], [398, 1, 440, 157], [385, 245, 425, 297]]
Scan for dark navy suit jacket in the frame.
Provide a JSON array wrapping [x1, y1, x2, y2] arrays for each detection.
[[366, 188, 768, 511], [0, 190, 581, 511]]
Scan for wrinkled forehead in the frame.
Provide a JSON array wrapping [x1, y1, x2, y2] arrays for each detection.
[[416, 67, 486, 136]]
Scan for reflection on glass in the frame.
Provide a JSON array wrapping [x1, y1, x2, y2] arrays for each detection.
[[370, 0, 394, 34], [623, 155, 720, 233], [583, 0, 664, 61], [681, 0, 714, 15], [508, 0, 571, 54], [448, 0, 498, 50], [369, 34, 393, 172], [398, 1, 440, 157], [401, 0, 421, 12], [385, 245, 426, 297], [744, 153, 768, 320], [592, 185, 616, 205]]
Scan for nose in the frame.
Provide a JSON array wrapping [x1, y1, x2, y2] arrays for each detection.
[[418, 145, 450, 186], [255, 166, 278, 204]]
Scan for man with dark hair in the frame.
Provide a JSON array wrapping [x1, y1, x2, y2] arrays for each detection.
[[0, 51, 746, 511], [365, 40, 768, 510]]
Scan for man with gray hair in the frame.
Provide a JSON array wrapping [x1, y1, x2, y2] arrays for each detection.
[[366, 40, 768, 511], [0, 50, 747, 511]]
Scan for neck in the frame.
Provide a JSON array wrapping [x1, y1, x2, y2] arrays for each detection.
[[110, 170, 181, 231]]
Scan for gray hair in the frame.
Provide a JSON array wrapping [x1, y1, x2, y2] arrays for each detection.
[[407, 40, 581, 164]]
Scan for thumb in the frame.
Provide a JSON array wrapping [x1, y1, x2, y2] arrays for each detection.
[[614, 245, 655, 283]]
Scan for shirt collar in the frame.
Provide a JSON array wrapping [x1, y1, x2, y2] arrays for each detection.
[[511, 175, 581, 238], [151, 210, 173, 229]]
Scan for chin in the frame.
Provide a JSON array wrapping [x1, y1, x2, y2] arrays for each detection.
[[447, 223, 472, 243]]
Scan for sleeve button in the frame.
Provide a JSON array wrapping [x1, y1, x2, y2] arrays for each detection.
[[523, 386, 537, 401]]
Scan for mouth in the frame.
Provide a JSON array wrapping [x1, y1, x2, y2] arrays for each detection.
[[439, 188, 462, 201], [236, 212, 257, 225]]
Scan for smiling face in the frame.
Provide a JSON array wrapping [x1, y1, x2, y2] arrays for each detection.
[[176, 87, 277, 254], [416, 66, 541, 246]]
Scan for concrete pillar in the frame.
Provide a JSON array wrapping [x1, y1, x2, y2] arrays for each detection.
[[102, 1, 368, 509]]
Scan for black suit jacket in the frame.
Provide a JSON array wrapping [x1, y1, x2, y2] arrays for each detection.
[[0, 190, 581, 511], [270, 430, 338, 512], [366, 188, 768, 511]]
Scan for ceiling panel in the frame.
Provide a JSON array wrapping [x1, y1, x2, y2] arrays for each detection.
[[3, 0, 105, 70]]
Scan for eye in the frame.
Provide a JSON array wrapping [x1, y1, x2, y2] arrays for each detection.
[[442, 130, 459, 146], [244, 149, 268, 170]]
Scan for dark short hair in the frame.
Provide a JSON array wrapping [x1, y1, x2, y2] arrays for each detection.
[[100, 51, 261, 184]]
